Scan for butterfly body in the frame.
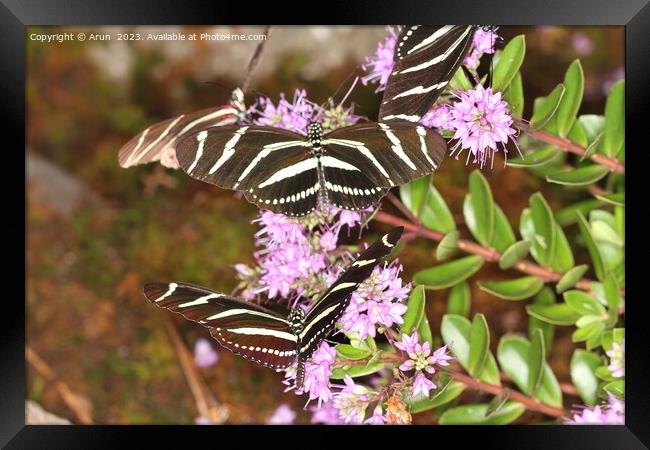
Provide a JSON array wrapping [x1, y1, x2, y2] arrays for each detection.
[[144, 227, 404, 389], [176, 121, 446, 216]]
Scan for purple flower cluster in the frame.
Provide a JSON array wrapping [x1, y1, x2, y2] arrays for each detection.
[[339, 262, 410, 340], [235, 209, 365, 302], [395, 331, 453, 398], [283, 341, 337, 407], [331, 375, 374, 424], [250, 89, 317, 134], [565, 394, 624, 425], [361, 26, 399, 92], [424, 84, 517, 168], [464, 28, 498, 70], [266, 404, 297, 425]]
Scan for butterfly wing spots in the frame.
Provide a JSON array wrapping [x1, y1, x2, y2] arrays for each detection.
[[321, 163, 388, 211], [209, 328, 297, 369]]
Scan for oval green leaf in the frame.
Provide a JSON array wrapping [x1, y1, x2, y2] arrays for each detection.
[[414, 255, 485, 290], [447, 281, 471, 317], [556, 265, 589, 293], [464, 171, 495, 246], [493, 35, 526, 92], [556, 59, 584, 137], [479, 276, 544, 301], [400, 285, 426, 334], [530, 83, 565, 130], [603, 80, 624, 157], [335, 344, 372, 361], [330, 362, 386, 380], [526, 303, 579, 325], [499, 240, 532, 269], [497, 336, 562, 407], [546, 165, 609, 186], [527, 329, 546, 395], [507, 147, 560, 168], [468, 314, 490, 376], [570, 350, 601, 406], [409, 379, 465, 413], [564, 290, 606, 316], [439, 401, 525, 425], [436, 230, 459, 260], [577, 211, 606, 281], [417, 314, 434, 347], [504, 71, 524, 117], [491, 205, 517, 253]]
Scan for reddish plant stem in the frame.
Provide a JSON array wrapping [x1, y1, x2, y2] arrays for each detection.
[[335, 355, 567, 418], [374, 210, 599, 291], [518, 122, 625, 174], [444, 370, 566, 418]]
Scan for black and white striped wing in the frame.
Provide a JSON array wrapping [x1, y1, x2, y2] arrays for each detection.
[[143, 282, 298, 369], [176, 126, 320, 216], [118, 105, 241, 169], [322, 122, 447, 189], [298, 227, 404, 359], [379, 25, 476, 123]]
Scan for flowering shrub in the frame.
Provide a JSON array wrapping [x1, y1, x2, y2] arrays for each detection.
[[176, 28, 625, 425]]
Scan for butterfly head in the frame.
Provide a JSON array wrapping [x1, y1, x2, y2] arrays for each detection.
[[288, 308, 306, 334]]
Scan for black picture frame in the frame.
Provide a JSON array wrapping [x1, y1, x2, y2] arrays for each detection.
[[7, 0, 648, 447]]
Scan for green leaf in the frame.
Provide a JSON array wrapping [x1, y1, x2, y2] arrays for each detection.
[[530, 84, 565, 130], [491, 205, 517, 253], [497, 336, 562, 407], [504, 71, 524, 117], [335, 344, 372, 361], [499, 241, 532, 269], [479, 276, 544, 301], [464, 171, 495, 246], [330, 362, 386, 380], [571, 320, 605, 343], [485, 389, 511, 418], [527, 329, 546, 395], [556, 265, 589, 293], [568, 119, 588, 147], [409, 379, 465, 413], [528, 287, 556, 351], [570, 350, 601, 406], [577, 211, 606, 281], [603, 275, 622, 315], [399, 175, 431, 218], [526, 303, 579, 325], [564, 290, 606, 316], [417, 314, 434, 347], [507, 147, 560, 168], [595, 192, 624, 206], [555, 199, 603, 227], [555, 59, 584, 137], [447, 282, 471, 317], [400, 285, 426, 334], [493, 35, 526, 92], [414, 255, 485, 289], [528, 193, 556, 266], [581, 132, 603, 161], [602, 380, 624, 397], [439, 401, 525, 425], [419, 184, 457, 233], [441, 314, 500, 385], [546, 165, 609, 186], [591, 220, 623, 247], [603, 80, 624, 157], [579, 114, 606, 142], [468, 314, 490, 376], [450, 64, 473, 91], [436, 230, 459, 260]]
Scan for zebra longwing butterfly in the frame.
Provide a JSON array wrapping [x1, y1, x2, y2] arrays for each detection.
[[379, 25, 477, 123], [175, 120, 447, 216], [118, 88, 246, 169], [143, 227, 404, 389]]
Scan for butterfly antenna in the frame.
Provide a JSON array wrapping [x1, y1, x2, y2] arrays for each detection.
[[240, 26, 273, 95]]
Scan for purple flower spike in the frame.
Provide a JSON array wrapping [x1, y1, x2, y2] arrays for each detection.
[[193, 338, 219, 368]]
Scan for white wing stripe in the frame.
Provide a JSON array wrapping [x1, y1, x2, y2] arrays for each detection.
[[380, 114, 421, 122], [234, 140, 309, 189], [320, 156, 361, 171], [187, 130, 209, 173], [322, 138, 393, 185], [406, 25, 454, 55], [207, 126, 249, 175], [379, 123, 417, 170], [257, 158, 318, 188], [155, 283, 178, 302], [178, 293, 224, 308], [390, 81, 448, 100], [399, 26, 473, 74], [227, 327, 296, 342], [416, 126, 437, 168], [206, 308, 289, 324], [299, 303, 340, 340], [178, 107, 237, 135]]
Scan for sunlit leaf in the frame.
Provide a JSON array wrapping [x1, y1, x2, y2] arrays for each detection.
[[570, 350, 601, 406], [439, 401, 525, 425], [447, 281, 471, 317], [414, 255, 485, 290], [530, 83, 565, 130], [479, 276, 544, 301], [493, 35, 526, 92]]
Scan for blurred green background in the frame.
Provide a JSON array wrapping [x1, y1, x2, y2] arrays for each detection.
[[26, 25, 623, 424]]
